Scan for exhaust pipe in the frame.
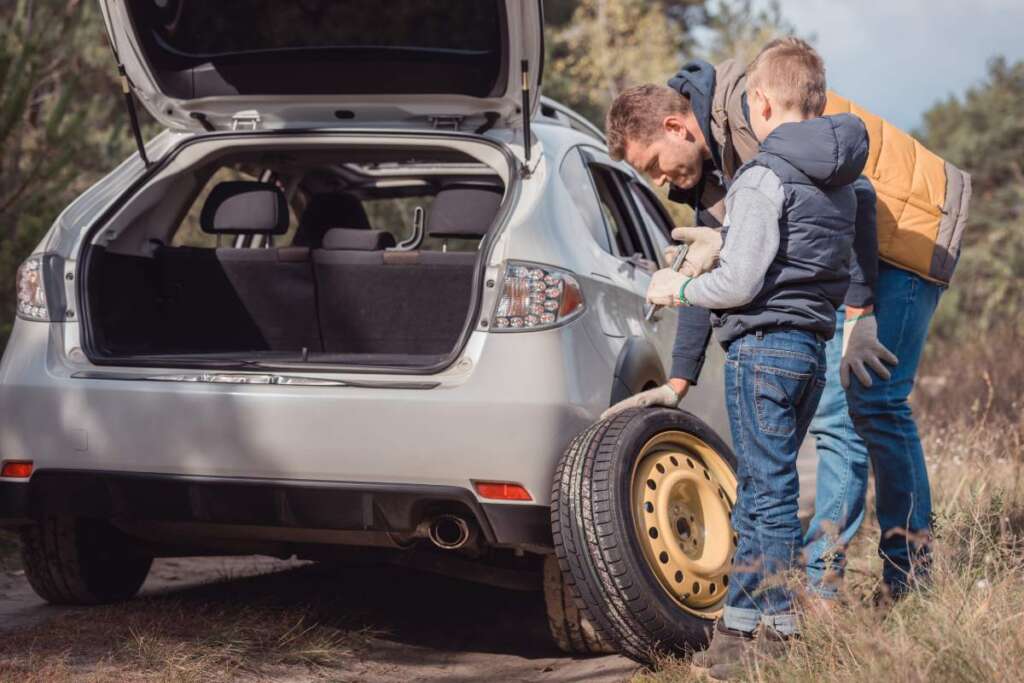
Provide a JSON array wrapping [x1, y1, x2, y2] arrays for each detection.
[[427, 514, 474, 550]]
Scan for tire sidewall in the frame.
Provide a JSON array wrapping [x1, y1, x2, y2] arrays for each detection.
[[606, 408, 737, 646]]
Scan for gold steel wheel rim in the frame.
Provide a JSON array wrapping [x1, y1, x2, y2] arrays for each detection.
[[630, 431, 738, 618]]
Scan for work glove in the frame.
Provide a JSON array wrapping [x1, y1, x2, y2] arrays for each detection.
[[646, 268, 690, 307], [601, 384, 682, 421], [662, 227, 722, 276], [840, 313, 899, 388]]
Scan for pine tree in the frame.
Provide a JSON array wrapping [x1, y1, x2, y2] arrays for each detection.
[[919, 57, 1024, 338], [0, 0, 139, 350]]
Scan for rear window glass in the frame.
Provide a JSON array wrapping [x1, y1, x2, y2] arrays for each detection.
[[126, 0, 507, 98]]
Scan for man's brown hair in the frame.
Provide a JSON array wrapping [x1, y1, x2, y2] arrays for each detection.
[[747, 37, 827, 118], [605, 85, 692, 161]]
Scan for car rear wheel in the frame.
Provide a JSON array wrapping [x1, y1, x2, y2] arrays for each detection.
[[19, 516, 153, 605], [551, 408, 738, 664]]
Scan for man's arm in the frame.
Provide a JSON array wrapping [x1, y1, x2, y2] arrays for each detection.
[[839, 176, 899, 387], [845, 176, 879, 312], [669, 305, 713, 391]]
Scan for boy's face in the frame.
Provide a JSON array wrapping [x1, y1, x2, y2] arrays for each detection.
[[624, 114, 707, 190]]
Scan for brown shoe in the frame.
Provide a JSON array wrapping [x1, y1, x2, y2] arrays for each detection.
[[703, 622, 790, 681], [690, 621, 753, 673]]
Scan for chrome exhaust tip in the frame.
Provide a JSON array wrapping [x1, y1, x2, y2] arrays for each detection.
[[428, 514, 472, 550]]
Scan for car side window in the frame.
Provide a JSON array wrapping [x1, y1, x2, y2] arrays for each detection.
[[587, 164, 658, 269], [559, 147, 612, 253], [629, 182, 676, 267]]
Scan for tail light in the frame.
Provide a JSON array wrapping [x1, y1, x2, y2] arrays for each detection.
[[16, 254, 62, 322], [491, 261, 584, 331]]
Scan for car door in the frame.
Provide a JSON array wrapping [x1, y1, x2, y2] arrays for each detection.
[[626, 180, 731, 440], [577, 149, 677, 366]]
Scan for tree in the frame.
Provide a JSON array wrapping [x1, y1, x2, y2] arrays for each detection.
[[542, 0, 791, 224], [543, 0, 791, 128], [918, 57, 1024, 338], [0, 0, 140, 351]]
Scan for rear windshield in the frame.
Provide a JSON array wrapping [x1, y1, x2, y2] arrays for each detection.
[[125, 0, 507, 99]]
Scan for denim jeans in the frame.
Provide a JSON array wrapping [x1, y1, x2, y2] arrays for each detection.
[[803, 264, 943, 597], [723, 329, 827, 636]]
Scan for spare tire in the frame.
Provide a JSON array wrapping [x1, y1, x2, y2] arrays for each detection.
[[551, 407, 738, 664]]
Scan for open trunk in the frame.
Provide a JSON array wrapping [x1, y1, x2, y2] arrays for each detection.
[[84, 141, 508, 371]]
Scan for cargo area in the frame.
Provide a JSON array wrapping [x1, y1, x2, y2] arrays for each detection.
[[83, 144, 508, 369]]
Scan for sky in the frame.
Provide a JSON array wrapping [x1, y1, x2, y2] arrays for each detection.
[[763, 0, 1024, 131]]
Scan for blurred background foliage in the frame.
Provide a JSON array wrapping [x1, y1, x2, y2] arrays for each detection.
[[0, 0, 1020, 355]]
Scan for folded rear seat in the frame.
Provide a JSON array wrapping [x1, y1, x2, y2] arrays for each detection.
[[215, 246, 322, 352], [153, 245, 321, 353], [153, 181, 322, 354], [312, 185, 501, 357]]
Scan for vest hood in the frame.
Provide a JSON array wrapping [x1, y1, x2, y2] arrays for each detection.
[[760, 113, 869, 188], [667, 60, 720, 170]]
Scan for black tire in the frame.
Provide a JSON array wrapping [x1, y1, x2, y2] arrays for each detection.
[[550, 408, 738, 665], [543, 554, 616, 655], [19, 516, 153, 605]]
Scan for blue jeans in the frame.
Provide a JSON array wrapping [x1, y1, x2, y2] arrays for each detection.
[[723, 329, 826, 636], [804, 264, 943, 597]]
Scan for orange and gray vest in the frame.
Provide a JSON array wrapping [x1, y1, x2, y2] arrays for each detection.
[[709, 60, 972, 285]]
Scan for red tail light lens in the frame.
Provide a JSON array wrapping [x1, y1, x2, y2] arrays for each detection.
[[491, 262, 585, 331]]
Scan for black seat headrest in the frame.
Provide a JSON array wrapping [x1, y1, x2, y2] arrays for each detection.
[[294, 193, 371, 247], [322, 228, 396, 251], [200, 181, 289, 235], [427, 185, 503, 239]]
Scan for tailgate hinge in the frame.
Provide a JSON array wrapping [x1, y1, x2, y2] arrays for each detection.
[[231, 110, 262, 131], [429, 115, 465, 131]]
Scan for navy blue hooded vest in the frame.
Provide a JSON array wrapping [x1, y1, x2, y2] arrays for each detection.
[[711, 114, 870, 344]]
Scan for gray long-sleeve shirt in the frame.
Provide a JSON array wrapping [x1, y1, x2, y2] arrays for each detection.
[[684, 166, 783, 311]]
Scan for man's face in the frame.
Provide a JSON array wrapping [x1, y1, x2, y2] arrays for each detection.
[[624, 115, 706, 190]]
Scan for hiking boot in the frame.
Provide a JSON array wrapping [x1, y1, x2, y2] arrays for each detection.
[[701, 622, 790, 681]]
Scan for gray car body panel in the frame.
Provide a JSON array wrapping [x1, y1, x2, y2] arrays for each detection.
[[0, 115, 729, 543]]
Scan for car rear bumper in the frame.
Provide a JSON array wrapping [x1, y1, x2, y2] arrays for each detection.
[[0, 319, 612, 509], [0, 470, 552, 549]]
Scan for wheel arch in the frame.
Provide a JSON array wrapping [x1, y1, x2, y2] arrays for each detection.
[[610, 336, 667, 405]]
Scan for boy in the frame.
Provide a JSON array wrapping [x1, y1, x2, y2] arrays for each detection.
[[645, 38, 868, 679]]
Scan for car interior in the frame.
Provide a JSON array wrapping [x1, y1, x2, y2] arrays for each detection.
[[85, 148, 506, 368]]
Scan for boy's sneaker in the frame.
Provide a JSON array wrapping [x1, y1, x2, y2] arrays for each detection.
[[692, 621, 791, 680]]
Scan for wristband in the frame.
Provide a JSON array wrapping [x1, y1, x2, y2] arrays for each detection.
[[677, 277, 694, 306]]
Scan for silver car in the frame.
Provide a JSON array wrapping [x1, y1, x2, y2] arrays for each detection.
[[0, 0, 737, 662]]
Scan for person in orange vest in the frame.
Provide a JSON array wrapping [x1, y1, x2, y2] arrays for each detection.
[[604, 39, 971, 613]]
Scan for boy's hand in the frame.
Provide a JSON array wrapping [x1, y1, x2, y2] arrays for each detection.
[[646, 269, 689, 307], [600, 382, 686, 420], [840, 309, 899, 388], [668, 226, 722, 276]]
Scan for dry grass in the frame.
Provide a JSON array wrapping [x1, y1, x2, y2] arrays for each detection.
[[0, 575, 379, 683], [635, 339, 1024, 683]]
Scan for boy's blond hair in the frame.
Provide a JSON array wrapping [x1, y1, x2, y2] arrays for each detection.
[[747, 37, 827, 118]]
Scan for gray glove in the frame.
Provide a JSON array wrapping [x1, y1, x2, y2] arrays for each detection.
[[840, 313, 899, 388], [663, 227, 722, 276], [601, 384, 681, 421]]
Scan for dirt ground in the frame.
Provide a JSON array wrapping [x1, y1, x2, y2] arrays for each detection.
[[0, 552, 639, 682]]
